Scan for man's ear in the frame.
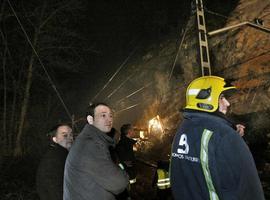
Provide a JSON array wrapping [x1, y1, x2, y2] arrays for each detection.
[[52, 136, 57, 143], [87, 115, 94, 124]]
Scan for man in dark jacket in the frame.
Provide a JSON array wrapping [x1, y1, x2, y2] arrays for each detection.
[[36, 123, 73, 200], [115, 124, 137, 199], [170, 76, 265, 200], [116, 124, 137, 183], [64, 103, 129, 200]]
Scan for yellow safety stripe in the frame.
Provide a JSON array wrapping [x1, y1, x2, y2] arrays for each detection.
[[200, 129, 219, 200], [157, 169, 171, 189]]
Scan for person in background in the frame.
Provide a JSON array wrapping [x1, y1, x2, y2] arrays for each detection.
[[64, 103, 129, 200], [107, 127, 121, 144], [170, 76, 265, 200], [107, 127, 121, 171], [152, 160, 172, 200], [116, 124, 137, 199], [36, 123, 73, 200], [116, 124, 137, 185]]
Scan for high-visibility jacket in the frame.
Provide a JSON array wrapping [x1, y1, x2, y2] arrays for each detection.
[[157, 169, 171, 189]]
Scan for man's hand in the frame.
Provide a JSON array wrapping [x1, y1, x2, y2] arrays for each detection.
[[236, 124, 245, 137]]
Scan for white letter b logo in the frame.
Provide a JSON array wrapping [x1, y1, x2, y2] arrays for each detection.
[[177, 134, 189, 154]]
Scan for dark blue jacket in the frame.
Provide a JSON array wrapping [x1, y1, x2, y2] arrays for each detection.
[[170, 111, 265, 200]]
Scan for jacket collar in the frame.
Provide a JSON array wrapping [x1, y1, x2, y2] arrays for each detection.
[[183, 110, 234, 127], [82, 124, 115, 147], [50, 143, 69, 153]]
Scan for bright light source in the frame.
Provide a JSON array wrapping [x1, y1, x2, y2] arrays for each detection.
[[148, 115, 164, 133], [140, 131, 145, 139]]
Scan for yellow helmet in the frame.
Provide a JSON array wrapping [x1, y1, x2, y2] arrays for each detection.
[[185, 76, 236, 112]]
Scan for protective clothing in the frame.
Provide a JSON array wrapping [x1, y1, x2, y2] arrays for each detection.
[[185, 76, 235, 112], [157, 169, 170, 189], [116, 135, 137, 182], [170, 111, 265, 200], [153, 160, 172, 200]]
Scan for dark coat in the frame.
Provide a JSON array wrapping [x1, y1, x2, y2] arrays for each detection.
[[116, 136, 137, 179], [116, 136, 136, 162], [36, 143, 68, 200], [170, 111, 265, 200], [64, 124, 129, 200]]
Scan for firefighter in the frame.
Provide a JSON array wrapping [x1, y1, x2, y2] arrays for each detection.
[[170, 76, 265, 200], [116, 124, 137, 199], [153, 160, 172, 200], [116, 124, 137, 184]]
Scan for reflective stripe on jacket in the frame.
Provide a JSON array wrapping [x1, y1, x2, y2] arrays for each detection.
[[129, 178, 136, 184], [157, 169, 171, 189]]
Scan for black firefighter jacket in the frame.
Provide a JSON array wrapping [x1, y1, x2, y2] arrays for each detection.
[[116, 135, 137, 180], [170, 111, 265, 200]]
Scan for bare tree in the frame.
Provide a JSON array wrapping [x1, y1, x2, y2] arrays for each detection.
[[0, 0, 90, 156]]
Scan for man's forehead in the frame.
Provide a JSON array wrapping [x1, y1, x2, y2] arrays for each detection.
[[95, 105, 112, 114], [57, 125, 72, 133]]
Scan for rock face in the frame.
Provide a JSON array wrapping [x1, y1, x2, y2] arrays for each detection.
[[170, 0, 270, 136], [209, 0, 270, 114]]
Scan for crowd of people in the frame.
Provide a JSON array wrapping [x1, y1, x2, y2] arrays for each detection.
[[36, 75, 265, 200], [36, 103, 138, 200]]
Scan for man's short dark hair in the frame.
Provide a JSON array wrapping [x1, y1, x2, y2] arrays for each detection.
[[120, 124, 132, 137], [47, 123, 72, 138], [85, 102, 110, 119]]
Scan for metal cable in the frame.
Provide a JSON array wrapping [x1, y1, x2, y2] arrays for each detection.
[[115, 82, 153, 105], [115, 103, 140, 114], [204, 7, 229, 19], [169, 28, 187, 81], [91, 45, 139, 102], [106, 72, 136, 99]]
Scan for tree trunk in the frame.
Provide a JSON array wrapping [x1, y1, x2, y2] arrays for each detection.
[[9, 79, 17, 153], [2, 45, 7, 154], [14, 32, 38, 156]]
